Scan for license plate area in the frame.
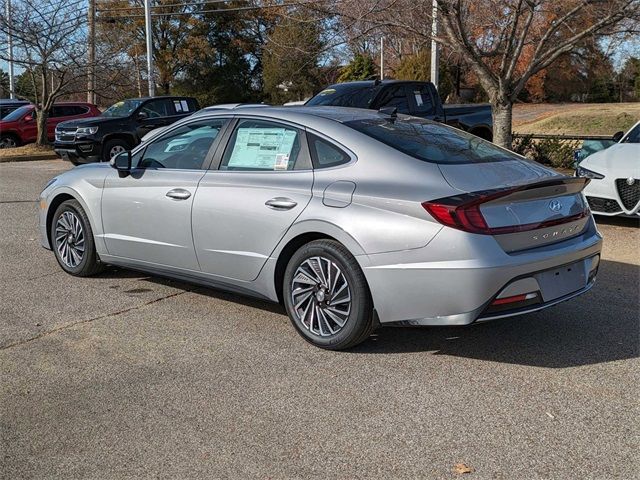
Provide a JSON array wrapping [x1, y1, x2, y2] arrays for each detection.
[[534, 260, 587, 302]]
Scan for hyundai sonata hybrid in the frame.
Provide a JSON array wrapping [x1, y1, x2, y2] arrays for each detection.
[[39, 106, 602, 350]]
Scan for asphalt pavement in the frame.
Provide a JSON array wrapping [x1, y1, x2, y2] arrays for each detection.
[[1, 160, 638, 479]]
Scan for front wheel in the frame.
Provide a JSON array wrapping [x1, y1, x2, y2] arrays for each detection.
[[51, 199, 105, 276], [0, 134, 19, 149], [102, 139, 129, 162], [283, 239, 375, 350]]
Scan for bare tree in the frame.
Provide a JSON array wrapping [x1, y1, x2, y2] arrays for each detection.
[[0, 0, 90, 145], [330, 0, 640, 148]]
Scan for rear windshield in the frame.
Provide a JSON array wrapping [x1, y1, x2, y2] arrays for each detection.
[[306, 84, 380, 108], [345, 117, 513, 164]]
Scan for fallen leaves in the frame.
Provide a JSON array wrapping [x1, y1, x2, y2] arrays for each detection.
[[453, 463, 474, 475]]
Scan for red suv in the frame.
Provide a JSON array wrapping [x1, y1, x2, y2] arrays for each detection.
[[0, 102, 101, 148]]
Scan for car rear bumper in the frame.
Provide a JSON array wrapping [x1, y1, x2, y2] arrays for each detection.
[[359, 218, 603, 326]]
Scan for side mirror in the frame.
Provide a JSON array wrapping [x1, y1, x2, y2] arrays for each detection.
[[137, 111, 148, 121], [23, 114, 34, 123], [612, 131, 624, 142], [110, 151, 131, 177]]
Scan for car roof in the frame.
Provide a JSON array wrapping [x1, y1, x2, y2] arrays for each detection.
[[323, 80, 426, 88], [128, 96, 196, 101], [201, 105, 390, 124]]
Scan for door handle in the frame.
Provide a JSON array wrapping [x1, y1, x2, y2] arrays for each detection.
[[166, 188, 191, 200], [265, 197, 297, 210]]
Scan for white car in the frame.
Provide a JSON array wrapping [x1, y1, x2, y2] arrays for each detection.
[[578, 121, 640, 217]]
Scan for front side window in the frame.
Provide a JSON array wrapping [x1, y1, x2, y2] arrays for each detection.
[[220, 120, 304, 171], [135, 119, 226, 170], [375, 85, 410, 114], [140, 99, 170, 118], [102, 99, 143, 118], [345, 117, 516, 164]]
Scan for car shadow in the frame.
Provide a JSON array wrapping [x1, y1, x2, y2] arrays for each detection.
[[101, 258, 638, 368]]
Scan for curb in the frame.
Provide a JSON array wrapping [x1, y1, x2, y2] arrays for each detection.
[[0, 153, 59, 163]]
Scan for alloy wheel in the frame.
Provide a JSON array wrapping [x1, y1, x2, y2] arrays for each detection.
[[290, 256, 352, 337], [55, 211, 85, 268], [0, 137, 17, 149], [109, 145, 126, 159]]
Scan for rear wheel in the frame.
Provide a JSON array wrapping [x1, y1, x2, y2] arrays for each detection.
[[283, 239, 375, 350], [51, 199, 104, 276], [102, 139, 129, 162]]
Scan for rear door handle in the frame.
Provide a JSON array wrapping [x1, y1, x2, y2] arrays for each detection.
[[265, 197, 297, 210], [166, 188, 191, 200]]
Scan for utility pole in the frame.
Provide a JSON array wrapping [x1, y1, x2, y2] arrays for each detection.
[[87, 0, 96, 104], [380, 36, 384, 80], [430, 0, 439, 90], [144, 0, 155, 97], [5, 0, 15, 98]]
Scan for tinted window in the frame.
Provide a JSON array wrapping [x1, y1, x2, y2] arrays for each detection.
[[172, 99, 195, 114], [346, 118, 514, 164], [622, 124, 640, 144], [141, 99, 170, 118], [136, 119, 225, 170], [309, 134, 350, 168], [50, 106, 65, 118], [1, 105, 31, 121], [220, 120, 303, 171], [411, 85, 434, 114], [375, 85, 410, 114], [306, 84, 380, 108], [102, 99, 143, 117]]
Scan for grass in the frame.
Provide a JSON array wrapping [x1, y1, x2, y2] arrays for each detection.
[[513, 103, 640, 136], [0, 143, 55, 160]]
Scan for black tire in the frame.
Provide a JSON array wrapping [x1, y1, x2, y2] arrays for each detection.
[[51, 199, 105, 276], [0, 133, 20, 149], [283, 239, 375, 350], [102, 138, 130, 162]]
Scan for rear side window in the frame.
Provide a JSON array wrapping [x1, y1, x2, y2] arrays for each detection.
[[345, 118, 514, 164], [220, 119, 307, 171], [308, 134, 350, 169], [411, 85, 434, 114], [173, 99, 195, 114]]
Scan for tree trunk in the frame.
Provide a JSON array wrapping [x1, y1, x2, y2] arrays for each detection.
[[491, 99, 514, 150], [35, 109, 49, 146]]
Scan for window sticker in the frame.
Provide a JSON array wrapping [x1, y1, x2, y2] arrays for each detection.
[[228, 128, 297, 169], [174, 100, 183, 112], [414, 91, 424, 107], [180, 100, 189, 112]]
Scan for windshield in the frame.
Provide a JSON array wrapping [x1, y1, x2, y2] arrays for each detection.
[[345, 117, 515, 164], [621, 123, 640, 144], [1, 105, 32, 122], [306, 84, 380, 108], [102, 99, 143, 118]]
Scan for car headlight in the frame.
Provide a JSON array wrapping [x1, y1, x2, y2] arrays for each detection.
[[76, 126, 98, 136], [576, 166, 604, 180]]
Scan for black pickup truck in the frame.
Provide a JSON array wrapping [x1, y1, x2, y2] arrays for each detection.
[[306, 80, 493, 141], [54, 96, 199, 164]]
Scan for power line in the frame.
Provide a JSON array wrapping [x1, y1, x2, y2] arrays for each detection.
[[96, 0, 236, 12], [98, 0, 332, 17]]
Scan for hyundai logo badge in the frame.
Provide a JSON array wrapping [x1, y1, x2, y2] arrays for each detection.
[[548, 200, 563, 212], [626, 177, 636, 186]]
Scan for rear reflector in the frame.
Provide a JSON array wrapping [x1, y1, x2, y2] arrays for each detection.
[[422, 178, 590, 235], [491, 292, 538, 306]]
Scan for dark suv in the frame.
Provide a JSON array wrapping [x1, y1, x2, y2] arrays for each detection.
[[54, 96, 200, 164]]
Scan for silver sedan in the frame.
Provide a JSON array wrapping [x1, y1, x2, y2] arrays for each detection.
[[39, 106, 602, 350]]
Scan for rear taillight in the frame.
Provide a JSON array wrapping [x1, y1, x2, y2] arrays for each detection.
[[422, 180, 590, 235]]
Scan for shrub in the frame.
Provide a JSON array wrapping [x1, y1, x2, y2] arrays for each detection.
[[512, 135, 579, 169]]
